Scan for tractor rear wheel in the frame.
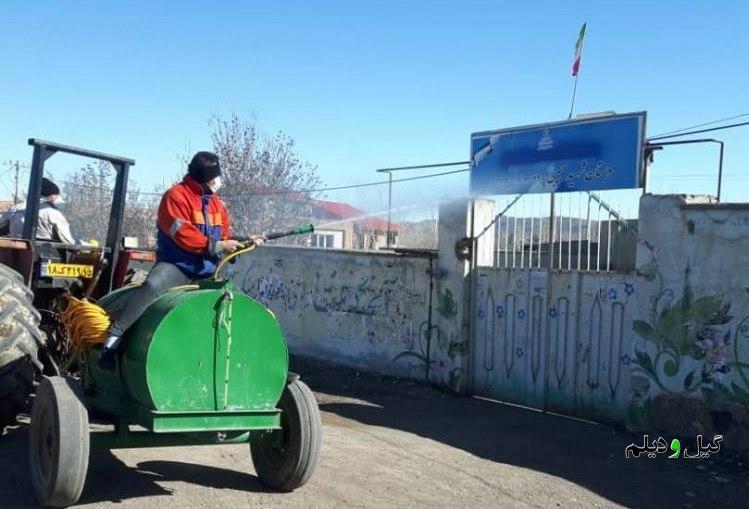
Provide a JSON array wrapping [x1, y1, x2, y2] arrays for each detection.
[[0, 263, 44, 429], [251, 379, 322, 491], [29, 376, 90, 508]]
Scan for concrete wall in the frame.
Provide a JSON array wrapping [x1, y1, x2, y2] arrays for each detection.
[[231, 246, 465, 386], [631, 194, 749, 446], [229, 199, 476, 391], [227, 192, 749, 445]]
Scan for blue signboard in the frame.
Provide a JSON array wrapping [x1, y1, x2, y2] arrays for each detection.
[[469, 112, 646, 195]]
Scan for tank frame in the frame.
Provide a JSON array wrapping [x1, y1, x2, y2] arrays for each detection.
[[28, 278, 321, 507]]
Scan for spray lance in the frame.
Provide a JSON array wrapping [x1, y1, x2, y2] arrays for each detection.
[[235, 223, 315, 246], [214, 224, 315, 280]]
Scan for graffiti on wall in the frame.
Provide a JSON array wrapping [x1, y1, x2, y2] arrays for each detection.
[[234, 255, 469, 384], [243, 266, 423, 319], [256, 273, 299, 312]]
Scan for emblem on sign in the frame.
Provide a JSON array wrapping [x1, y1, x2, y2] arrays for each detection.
[[537, 129, 554, 151]]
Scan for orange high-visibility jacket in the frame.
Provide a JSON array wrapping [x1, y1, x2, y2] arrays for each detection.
[[155, 176, 232, 278]]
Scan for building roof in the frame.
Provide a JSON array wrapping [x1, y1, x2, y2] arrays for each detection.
[[313, 199, 398, 232]]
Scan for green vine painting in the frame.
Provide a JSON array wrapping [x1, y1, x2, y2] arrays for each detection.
[[393, 321, 467, 390], [436, 288, 458, 319], [632, 278, 749, 407]]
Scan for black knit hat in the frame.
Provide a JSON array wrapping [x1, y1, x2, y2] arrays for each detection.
[[41, 177, 60, 197], [187, 151, 221, 184]]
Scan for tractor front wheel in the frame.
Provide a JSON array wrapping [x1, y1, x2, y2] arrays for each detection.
[[251, 379, 322, 491], [29, 376, 90, 508]]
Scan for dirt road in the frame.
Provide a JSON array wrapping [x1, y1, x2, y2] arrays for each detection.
[[1, 357, 746, 508]]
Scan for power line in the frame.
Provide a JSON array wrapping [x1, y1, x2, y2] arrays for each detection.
[[657, 175, 749, 180], [648, 120, 749, 141], [648, 112, 749, 139], [0, 176, 15, 198], [251, 167, 470, 195], [376, 161, 468, 172], [59, 167, 471, 198]]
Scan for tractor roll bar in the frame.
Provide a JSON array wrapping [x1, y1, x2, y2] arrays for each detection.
[[24, 138, 135, 293], [28, 139, 135, 165]]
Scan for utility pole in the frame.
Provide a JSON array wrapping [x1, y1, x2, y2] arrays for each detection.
[[375, 161, 469, 250], [384, 170, 393, 248], [4, 160, 29, 204], [13, 161, 20, 204]]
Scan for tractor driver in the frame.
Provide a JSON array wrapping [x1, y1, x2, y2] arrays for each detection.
[[98, 151, 263, 369], [0, 177, 78, 244]]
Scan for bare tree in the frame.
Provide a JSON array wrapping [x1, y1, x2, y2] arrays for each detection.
[[61, 162, 159, 247], [122, 186, 160, 248], [207, 114, 321, 238], [60, 162, 110, 243], [63, 113, 320, 248]]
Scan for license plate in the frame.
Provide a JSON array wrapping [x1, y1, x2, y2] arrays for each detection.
[[42, 262, 94, 279]]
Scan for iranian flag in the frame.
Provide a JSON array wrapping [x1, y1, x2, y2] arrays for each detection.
[[571, 23, 587, 76]]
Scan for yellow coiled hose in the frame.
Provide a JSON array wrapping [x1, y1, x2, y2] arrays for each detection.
[[59, 296, 111, 352], [60, 243, 256, 352]]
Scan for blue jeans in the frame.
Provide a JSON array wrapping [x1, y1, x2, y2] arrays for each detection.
[[107, 262, 194, 336]]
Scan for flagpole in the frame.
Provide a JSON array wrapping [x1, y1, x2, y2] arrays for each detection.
[[568, 73, 579, 120], [568, 22, 586, 120]]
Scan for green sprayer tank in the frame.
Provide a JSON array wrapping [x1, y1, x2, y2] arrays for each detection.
[[85, 280, 288, 433], [26, 219, 320, 506]]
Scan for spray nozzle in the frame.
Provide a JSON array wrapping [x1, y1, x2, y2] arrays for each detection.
[[248, 224, 315, 242]]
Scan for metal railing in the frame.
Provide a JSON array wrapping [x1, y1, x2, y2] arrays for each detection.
[[490, 191, 638, 272]]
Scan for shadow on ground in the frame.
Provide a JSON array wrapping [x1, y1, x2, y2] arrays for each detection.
[[80, 453, 270, 505], [291, 356, 749, 509], [3, 357, 747, 507], [0, 423, 267, 507]]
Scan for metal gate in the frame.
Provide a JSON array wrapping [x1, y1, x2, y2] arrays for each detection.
[[469, 192, 638, 423]]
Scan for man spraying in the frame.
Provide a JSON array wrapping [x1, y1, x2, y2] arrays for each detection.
[[99, 151, 263, 368]]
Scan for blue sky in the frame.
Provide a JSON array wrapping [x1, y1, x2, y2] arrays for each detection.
[[0, 1, 747, 218]]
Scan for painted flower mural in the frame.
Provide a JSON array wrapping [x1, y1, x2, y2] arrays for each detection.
[[696, 333, 730, 381], [632, 288, 749, 406]]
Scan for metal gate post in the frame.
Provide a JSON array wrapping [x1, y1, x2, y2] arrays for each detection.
[[466, 199, 477, 395], [543, 193, 556, 411]]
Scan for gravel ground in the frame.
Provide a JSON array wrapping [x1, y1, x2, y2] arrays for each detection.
[[1, 356, 747, 508]]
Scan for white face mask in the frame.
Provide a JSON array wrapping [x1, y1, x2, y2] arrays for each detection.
[[206, 176, 223, 193]]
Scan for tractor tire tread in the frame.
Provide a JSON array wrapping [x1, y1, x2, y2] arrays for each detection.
[[0, 263, 23, 283], [251, 379, 322, 492], [0, 263, 44, 429]]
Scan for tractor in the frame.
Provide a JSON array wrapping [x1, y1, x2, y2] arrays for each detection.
[[0, 139, 321, 507], [0, 139, 147, 427]]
